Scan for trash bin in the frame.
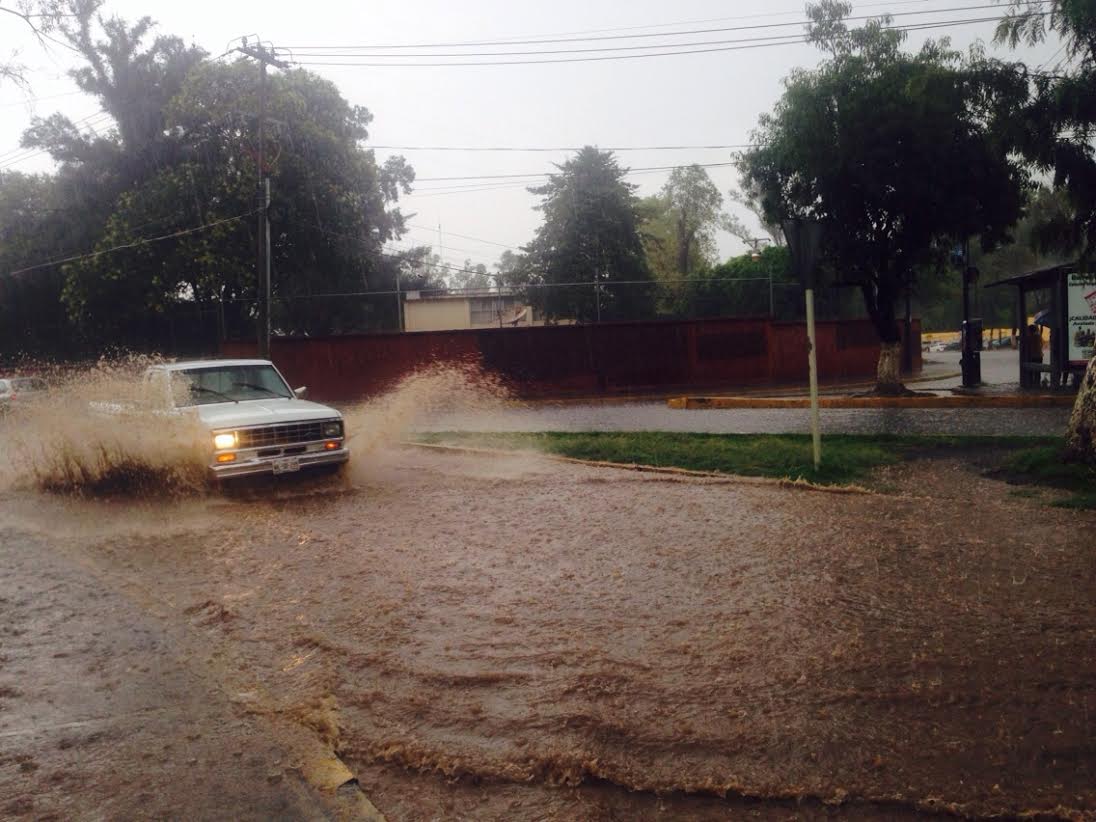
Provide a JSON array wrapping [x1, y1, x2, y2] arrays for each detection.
[[961, 318, 982, 387]]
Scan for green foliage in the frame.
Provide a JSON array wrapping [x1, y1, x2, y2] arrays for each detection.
[[0, 172, 76, 357], [638, 164, 725, 313], [739, 0, 1031, 348], [675, 245, 789, 318], [995, 1, 1096, 258], [447, 260, 491, 290], [660, 165, 724, 276], [521, 147, 655, 323], [918, 187, 1075, 331], [1, 3, 419, 353]]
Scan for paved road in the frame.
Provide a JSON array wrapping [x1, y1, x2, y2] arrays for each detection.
[[422, 352, 1069, 437], [0, 526, 350, 821], [3, 448, 1091, 820], [422, 404, 1068, 437]]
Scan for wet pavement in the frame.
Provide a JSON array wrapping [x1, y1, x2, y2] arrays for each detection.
[[1, 447, 1093, 820], [419, 351, 1070, 437], [0, 527, 343, 820]]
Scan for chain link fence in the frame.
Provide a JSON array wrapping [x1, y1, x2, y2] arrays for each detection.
[[233, 277, 870, 337]]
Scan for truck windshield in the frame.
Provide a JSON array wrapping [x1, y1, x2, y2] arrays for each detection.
[[176, 364, 294, 406]]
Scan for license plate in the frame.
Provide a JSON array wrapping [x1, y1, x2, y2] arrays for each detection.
[[272, 457, 300, 475]]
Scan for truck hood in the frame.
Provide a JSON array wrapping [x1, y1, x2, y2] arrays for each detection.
[[194, 399, 341, 430]]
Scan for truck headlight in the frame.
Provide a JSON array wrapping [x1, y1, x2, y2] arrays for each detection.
[[322, 420, 343, 438], [213, 432, 237, 450]]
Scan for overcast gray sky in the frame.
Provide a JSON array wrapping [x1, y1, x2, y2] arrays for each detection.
[[0, 1, 1063, 270]]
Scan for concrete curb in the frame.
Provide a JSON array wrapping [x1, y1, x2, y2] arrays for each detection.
[[511, 371, 962, 407], [668, 394, 1077, 410], [402, 440, 872, 495]]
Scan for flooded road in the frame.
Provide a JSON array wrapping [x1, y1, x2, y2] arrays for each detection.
[[1, 445, 1093, 820]]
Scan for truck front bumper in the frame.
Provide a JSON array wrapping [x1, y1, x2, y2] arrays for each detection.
[[209, 446, 349, 479]]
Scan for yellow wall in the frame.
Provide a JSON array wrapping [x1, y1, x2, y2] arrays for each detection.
[[404, 299, 471, 332], [923, 320, 1046, 346]]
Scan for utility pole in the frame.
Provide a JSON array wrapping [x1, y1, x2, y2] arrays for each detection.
[[236, 38, 288, 359], [747, 237, 774, 316]]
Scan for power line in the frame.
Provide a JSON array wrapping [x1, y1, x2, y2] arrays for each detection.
[[312, 223, 488, 276], [0, 110, 112, 168], [408, 181, 541, 197], [281, 0, 939, 51], [404, 223, 521, 251], [0, 49, 238, 171], [0, 89, 86, 108], [9, 211, 256, 276], [281, 2, 1030, 50], [289, 15, 1028, 67], [373, 143, 751, 153], [0, 110, 110, 166], [289, 31, 824, 59], [413, 160, 739, 183]]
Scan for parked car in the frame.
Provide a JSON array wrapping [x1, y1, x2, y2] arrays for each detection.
[[0, 376, 48, 412], [141, 359, 349, 480]]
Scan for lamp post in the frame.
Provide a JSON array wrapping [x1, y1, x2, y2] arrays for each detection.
[[782, 219, 824, 472]]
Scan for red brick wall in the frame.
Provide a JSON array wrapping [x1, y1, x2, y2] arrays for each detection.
[[222, 317, 922, 402]]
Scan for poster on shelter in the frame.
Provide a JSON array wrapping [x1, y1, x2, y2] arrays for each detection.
[[1068, 271, 1096, 365]]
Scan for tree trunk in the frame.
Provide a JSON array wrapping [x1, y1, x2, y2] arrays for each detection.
[[876, 341, 905, 395], [861, 279, 906, 395], [1065, 356, 1096, 464]]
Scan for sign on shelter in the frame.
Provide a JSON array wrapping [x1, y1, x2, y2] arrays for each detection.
[[1068, 272, 1096, 366]]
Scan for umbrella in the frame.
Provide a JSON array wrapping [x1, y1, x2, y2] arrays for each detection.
[[1033, 308, 1055, 328]]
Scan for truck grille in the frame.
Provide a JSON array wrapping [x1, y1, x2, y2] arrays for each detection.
[[236, 420, 329, 449]]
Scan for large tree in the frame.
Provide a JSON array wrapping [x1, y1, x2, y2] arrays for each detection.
[[638, 163, 725, 315], [993, 1, 1096, 461], [61, 58, 415, 339], [521, 147, 654, 323], [1, 1, 417, 352], [995, 0, 1096, 255], [740, 1, 1030, 392], [661, 165, 725, 276]]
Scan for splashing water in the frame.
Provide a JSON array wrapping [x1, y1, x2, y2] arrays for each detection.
[[0, 356, 211, 495], [0, 360, 511, 495], [341, 364, 510, 461]]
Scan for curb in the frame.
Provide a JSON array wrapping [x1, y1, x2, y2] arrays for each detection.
[[402, 441, 872, 495], [668, 395, 1076, 410], [510, 371, 960, 407]]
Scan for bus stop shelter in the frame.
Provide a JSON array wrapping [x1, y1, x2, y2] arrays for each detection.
[[986, 263, 1096, 389]]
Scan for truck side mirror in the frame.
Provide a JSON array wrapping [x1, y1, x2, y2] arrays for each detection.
[[294, 386, 308, 399]]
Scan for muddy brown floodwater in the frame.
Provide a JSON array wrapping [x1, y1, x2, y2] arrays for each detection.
[[1, 440, 1093, 821]]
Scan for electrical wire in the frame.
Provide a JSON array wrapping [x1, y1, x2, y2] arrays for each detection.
[[413, 161, 739, 184], [9, 210, 257, 276], [373, 143, 752, 152], [289, 15, 1028, 67], [0, 49, 240, 171], [0, 110, 111, 166], [0, 89, 86, 108], [281, 1, 1032, 50], [313, 222, 499, 277], [280, 0, 937, 50], [404, 223, 522, 250]]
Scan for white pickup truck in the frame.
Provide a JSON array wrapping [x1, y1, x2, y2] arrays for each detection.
[[145, 359, 349, 480]]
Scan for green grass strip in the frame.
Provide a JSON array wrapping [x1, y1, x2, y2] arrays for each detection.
[[414, 432, 1061, 487]]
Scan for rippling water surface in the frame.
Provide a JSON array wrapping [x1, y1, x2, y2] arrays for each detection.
[[0, 365, 1092, 820]]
